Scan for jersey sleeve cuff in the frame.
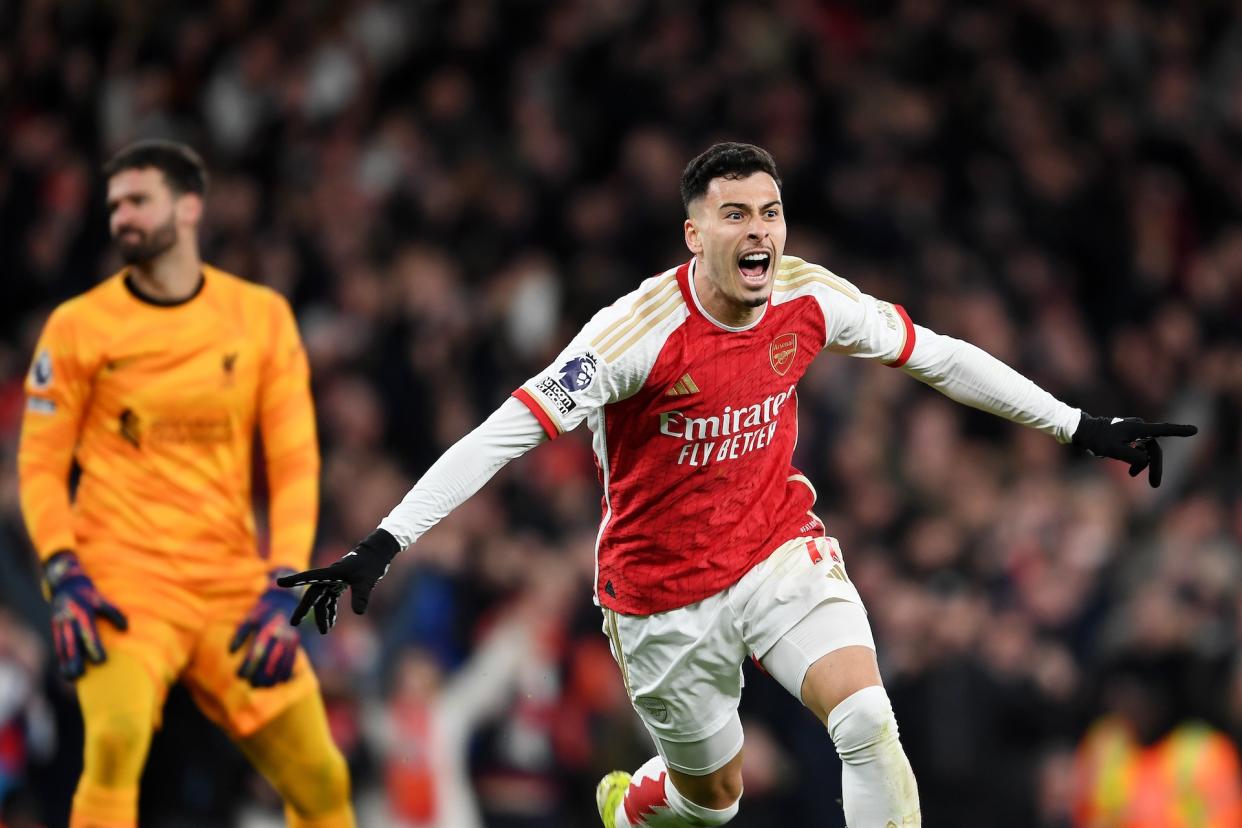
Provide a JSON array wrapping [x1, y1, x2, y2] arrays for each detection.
[[1054, 406, 1083, 444], [512, 387, 561, 439], [883, 304, 916, 368], [38, 536, 77, 564]]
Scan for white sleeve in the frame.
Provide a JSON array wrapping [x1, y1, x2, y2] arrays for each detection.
[[780, 259, 915, 364], [513, 270, 682, 436], [378, 396, 547, 548], [900, 324, 1081, 443], [781, 258, 1079, 442]]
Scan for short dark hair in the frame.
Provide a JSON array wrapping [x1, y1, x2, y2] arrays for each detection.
[[102, 140, 209, 196], [680, 142, 781, 214]]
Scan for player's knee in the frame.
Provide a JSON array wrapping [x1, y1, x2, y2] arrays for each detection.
[[83, 711, 152, 786], [826, 685, 900, 765], [280, 747, 351, 816]]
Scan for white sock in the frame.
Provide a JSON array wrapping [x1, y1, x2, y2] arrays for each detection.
[[827, 686, 921, 827], [664, 772, 739, 825], [614, 755, 740, 827]]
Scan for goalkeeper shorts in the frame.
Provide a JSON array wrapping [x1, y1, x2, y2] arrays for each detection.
[[89, 569, 319, 738]]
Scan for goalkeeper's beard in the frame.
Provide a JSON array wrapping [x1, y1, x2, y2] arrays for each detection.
[[115, 218, 178, 265]]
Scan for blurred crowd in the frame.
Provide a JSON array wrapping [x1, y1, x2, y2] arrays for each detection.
[[2, 0, 1242, 826]]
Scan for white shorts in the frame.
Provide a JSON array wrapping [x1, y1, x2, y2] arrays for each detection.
[[601, 535, 876, 775]]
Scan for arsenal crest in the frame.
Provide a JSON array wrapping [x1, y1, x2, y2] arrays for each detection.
[[770, 333, 797, 375]]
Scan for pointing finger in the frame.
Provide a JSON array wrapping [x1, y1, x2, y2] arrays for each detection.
[[1133, 422, 1198, 439]]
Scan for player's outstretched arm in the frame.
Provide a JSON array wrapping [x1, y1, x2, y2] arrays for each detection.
[[1070, 413, 1197, 488], [891, 324, 1197, 486], [277, 396, 549, 633]]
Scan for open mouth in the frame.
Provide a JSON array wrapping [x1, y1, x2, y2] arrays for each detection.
[[737, 251, 771, 286]]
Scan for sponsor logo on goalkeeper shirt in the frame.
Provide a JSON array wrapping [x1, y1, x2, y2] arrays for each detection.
[[118, 407, 233, 446], [659, 383, 795, 466], [151, 414, 233, 444]]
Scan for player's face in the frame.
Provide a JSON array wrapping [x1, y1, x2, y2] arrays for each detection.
[[684, 172, 785, 322], [106, 168, 195, 265]]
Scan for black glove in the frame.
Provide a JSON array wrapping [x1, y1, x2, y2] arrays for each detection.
[[276, 528, 400, 634], [1071, 413, 1197, 488]]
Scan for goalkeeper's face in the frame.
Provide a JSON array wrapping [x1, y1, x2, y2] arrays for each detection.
[[107, 167, 198, 265]]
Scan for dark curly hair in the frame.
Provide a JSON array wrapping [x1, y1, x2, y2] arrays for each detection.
[[680, 142, 781, 215], [103, 140, 209, 196]]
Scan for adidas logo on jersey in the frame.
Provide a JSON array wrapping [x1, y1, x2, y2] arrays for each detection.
[[665, 373, 699, 396]]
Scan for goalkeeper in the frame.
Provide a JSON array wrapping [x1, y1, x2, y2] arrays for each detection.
[[18, 141, 353, 827]]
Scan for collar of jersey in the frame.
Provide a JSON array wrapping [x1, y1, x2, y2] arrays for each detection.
[[682, 257, 769, 333], [123, 270, 206, 307]]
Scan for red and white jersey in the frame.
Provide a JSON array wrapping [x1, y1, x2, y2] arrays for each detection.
[[513, 256, 916, 615]]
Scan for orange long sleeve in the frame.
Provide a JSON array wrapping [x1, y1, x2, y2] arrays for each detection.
[[18, 302, 96, 560], [259, 295, 320, 572]]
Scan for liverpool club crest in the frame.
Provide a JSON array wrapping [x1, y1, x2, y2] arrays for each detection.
[[770, 333, 797, 376]]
